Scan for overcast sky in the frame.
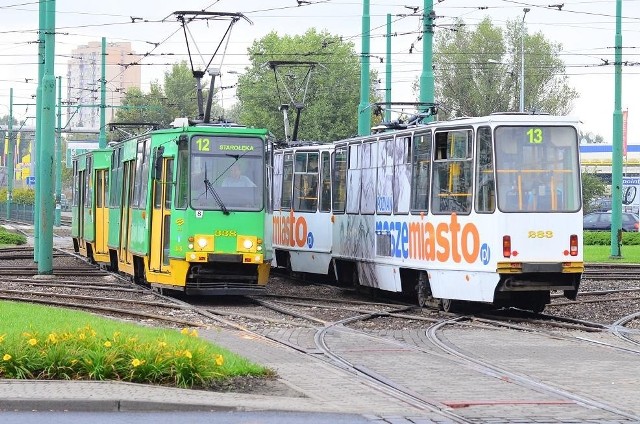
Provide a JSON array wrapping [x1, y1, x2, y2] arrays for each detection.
[[1, 0, 639, 143]]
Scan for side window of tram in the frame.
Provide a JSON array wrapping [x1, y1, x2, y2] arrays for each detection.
[[475, 126, 495, 213], [175, 144, 188, 210], [410, 131, 431, 212], [293, 152, 319, 212], [281, 153, 293, 209], [332, 147, 347, 213], [431, 130, 472, 214], [320, 151, 331, 212]]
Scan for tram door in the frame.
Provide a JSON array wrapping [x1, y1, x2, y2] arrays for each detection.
[[94, 169, 109, 255], [118, 161, 135, 267], [150, 157, 173, 272]]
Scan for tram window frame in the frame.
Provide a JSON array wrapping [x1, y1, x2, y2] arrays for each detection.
[[319, 150, 332, 212], [281, 153, 294, 210], [165, 158, 174, 209], [84, 157, 93, 208], [431, 128, 473, 215], [393, 135, 412, 215], [346, 143, 361, 214], [293, 151, 319, 212], [139, 139, 151, 209], [410, 130, 432, 213], [475, 126, 496, 213], [376, 138, 394, 215], [360, 141, 376, 215], [332, 146, 348, 213], [273, 151, 284, 211], [72, 161, 78, 207], [175, 141, 189, 210]]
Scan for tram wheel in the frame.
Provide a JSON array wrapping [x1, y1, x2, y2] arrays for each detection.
[[441, 298, 454, 312]]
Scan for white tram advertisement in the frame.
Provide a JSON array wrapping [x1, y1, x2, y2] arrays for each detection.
[[273, 114, 583, 313]]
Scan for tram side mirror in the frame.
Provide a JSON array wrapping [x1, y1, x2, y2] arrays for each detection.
[[153, 146, 164, 181]]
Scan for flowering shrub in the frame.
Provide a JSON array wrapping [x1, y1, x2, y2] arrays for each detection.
[[0, 321, 268, 388]]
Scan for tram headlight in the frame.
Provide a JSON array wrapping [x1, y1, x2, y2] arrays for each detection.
[[237, 236, 258, 252], [188, 243, 194, 249], [243, 239, 253, 249], [198, 238, 208, 249]]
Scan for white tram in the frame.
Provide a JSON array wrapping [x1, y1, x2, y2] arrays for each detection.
[[272, 114, 583, 312]]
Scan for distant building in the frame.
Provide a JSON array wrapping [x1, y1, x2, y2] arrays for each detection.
[[66, 41, 141, 128]]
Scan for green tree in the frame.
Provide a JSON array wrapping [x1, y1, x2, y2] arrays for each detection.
[[582, 171, 607, 213], [236, 29, 378, 142], [115, 62, 221, 128], [429, 17, 577, 118]]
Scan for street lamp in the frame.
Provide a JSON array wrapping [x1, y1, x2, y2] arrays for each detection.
[[520, 7, 530, 112]]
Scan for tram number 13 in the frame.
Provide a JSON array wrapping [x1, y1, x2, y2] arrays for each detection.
[[528, 230, 553, 238]]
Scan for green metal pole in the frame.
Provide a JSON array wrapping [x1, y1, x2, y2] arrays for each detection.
[[38, 0, 56, 273], [6, 88, 14, 220], [54, 75, 62, 226], [384, 14, 391, 123], [610, 0, 623, 258], [34, 0, 46, 261], [419, 0, 435, 121], [357, 0, 371, 136], [98, 37, 107, 149]]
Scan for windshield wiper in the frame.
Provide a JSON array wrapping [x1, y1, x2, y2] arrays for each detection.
[[203, 165, 229, 215]]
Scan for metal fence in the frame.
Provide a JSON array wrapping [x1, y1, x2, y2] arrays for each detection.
[[0, 203, 35, 223]]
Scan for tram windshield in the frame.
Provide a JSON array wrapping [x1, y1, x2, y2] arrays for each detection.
[[494, 125, 580, 213], [189, 136, 264, 211]]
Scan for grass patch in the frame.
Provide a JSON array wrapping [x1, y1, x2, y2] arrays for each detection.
[[584, 244, 640, 263], [0, 227, 26, 245], [0, 301, 273, 388]]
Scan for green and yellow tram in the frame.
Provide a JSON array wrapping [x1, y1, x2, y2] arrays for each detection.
[[72, 123, 274, 295]]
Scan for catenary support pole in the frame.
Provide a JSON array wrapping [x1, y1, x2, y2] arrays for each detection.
[[6, 88, 14, 219], [610, 0, 623, 258], [34, 0, 46, 261], [384, 14, 391, 123], [54, 75, 62, 226], [38, 0, 56, 273], [99, 37, 107, 149], [419, 0, 435, 121], [357, 0, 371, 136]]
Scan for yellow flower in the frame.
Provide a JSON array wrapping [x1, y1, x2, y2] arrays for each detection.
[[0, 334, 6, 343], [3, 354, 11, 361], [70, 359, 78, 365], [215, 354, 224, 366], [190, 329, 199, 338], [181, 328, 189, 335], [184, 350, 192, 359], [47, 333, 58, 343], [104, 341, 112, 348], [157, 341, 167, 348], [27, 338, 37, 346], [113, 331, 121, 339], [78, 333, 86, 340], [131, 358, 145, 367]]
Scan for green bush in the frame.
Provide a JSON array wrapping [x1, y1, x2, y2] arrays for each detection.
[[0, 227, 27, 245], [0, 188, 35, 205], [583, 231, 640, 246]]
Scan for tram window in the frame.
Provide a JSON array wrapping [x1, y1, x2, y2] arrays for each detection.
[[96, 171, 103, 208], [165, 158, 174, 209], [273, 152, 283, 210], [393, 136, 411, 214], [361, 142, 376, 215], [175, 143, 189, 209], [293, 152, 319, 212], [410, 131, 431, 212], [320, 151, 331, 212], [72, 161, 78, 207], [139, 139, 151, 209], [132, 140, 144, 208], [85, 157, 93, 208], [475, 126, 495, 213], [281, 153, 294, 209], [346, 144, 361, 214], [376, 139, 393, 214], [332, 147, 347, 212], [431, 129, 472, 214], [495, 126, 580, 212]]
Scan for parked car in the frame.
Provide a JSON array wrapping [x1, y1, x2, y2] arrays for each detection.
[[583, 212, 639, 232], [588, 197, 612, 213]]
